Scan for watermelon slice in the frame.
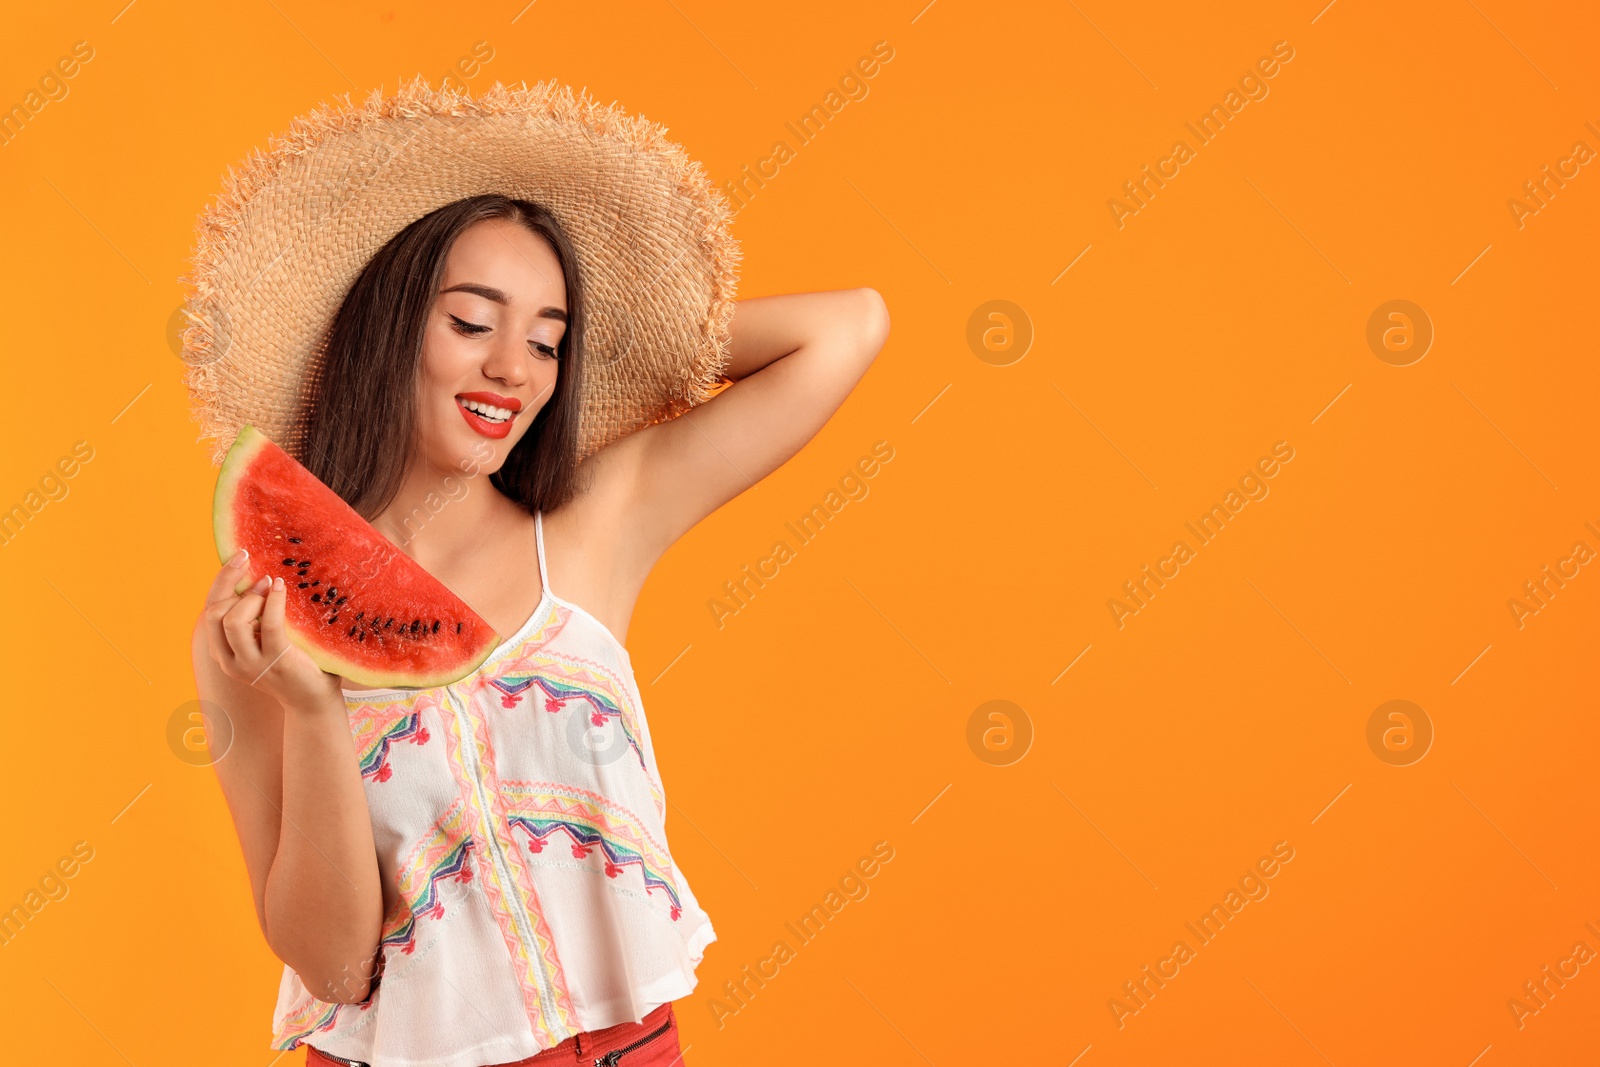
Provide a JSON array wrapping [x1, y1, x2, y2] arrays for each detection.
[[212, 424, 501, 690]]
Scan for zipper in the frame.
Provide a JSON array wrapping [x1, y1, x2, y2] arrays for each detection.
[[309, 1047, 370, 1067], [592, 1013, 674, 1066]]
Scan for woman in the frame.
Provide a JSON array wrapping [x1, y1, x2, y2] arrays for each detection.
[[183, 81, 888, 1067]]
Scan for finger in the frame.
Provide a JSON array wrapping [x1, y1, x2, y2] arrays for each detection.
[[258, 577, 289, 656], [222, 591, 269, 662], [221, 593, 266, 661], [254, 579, 303, 686], [203, 574, 268, 633], [206, 548, 256, 608]]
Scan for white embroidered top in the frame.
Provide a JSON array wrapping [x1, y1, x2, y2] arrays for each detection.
[[270, 510, 715, 1067]]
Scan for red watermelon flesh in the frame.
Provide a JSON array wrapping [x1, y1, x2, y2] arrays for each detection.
[[212, 424, 501, 690]]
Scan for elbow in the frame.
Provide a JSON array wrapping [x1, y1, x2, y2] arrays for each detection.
[[322, 977, 375, 1005], [853, 287, 890, 357], [269, 935, 380, 1005], [288, 958, 376, 1004]]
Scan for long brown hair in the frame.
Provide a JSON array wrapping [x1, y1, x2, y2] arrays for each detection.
[[302, 194, 588, 521]]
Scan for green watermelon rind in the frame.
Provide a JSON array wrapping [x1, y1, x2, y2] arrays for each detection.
[[212, 424, 502, 691]]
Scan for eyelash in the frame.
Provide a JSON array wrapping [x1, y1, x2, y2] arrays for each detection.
[[448, 314, 559, 359]]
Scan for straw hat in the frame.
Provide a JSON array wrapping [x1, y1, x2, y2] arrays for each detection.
[[177, 76, 741, 467]]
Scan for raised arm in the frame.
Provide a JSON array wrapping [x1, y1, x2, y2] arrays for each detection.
[[605, 287, 890, 573]]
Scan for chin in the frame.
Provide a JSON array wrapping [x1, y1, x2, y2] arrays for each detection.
[[459, 428, 516, 474]]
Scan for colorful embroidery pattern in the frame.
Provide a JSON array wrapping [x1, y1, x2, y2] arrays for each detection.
[[441, 685, 578, 1048], [489, 603, 664, 816], [380, 800, 476, 956], [487, 668, 628, 735], [501, 781, 684, 920], [272, 996, 341, 1050], [349, 696, 436, 783]]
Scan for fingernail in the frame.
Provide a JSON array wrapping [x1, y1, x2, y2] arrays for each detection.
[[273, 577, 283, 591], [229, 548, 247, 567]]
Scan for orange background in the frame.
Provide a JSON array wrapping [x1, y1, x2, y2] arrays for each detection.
[[1, 1, 1597, 1063]]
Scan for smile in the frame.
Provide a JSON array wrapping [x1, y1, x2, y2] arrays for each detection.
[[455, 394, 521, 439], [457, 397, 513, 422]]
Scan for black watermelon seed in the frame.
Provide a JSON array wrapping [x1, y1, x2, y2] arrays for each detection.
[[298, 582, 309, 588], [311, 593, 322, 602], [288, 537, 301, 544], [385, 618, 393, 628], [432, 620, 440, 633], [355, 612, 364, 620], [330, 615, 339, 624], [456, 622, 462, 633], [311, 580, 320, 586], [335, 596, 347, 606], [410, 619, 420, 633], [282, 558, 295, 566], [348, 626, 357, 636], [359, 632, 366, 641]]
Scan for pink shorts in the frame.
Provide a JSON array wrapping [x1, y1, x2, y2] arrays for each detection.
[[304, 1001, 683, 1067]]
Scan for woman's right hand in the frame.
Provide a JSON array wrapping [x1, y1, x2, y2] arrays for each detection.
[[201, 548, 343, 710]]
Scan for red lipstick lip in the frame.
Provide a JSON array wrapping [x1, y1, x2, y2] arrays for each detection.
[[457, 401, 514, 439], [457, 391, 522, 413]]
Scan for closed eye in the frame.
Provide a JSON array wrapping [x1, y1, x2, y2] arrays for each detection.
[[448, 314, 490, 336], [451, 313, 559, 359]]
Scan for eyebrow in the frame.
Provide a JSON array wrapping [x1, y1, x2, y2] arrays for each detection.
[[439, 282, 568, 323]]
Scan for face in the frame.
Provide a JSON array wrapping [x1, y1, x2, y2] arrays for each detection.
[[415, 216, 568, 475]]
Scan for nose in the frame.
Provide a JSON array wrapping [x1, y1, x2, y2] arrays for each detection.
[[480, 330, 531, 389]]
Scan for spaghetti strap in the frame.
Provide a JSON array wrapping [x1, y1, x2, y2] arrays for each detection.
[[534, 509, 551, 596]]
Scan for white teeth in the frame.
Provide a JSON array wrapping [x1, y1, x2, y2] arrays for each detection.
[[458, 398, 512, 422]]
